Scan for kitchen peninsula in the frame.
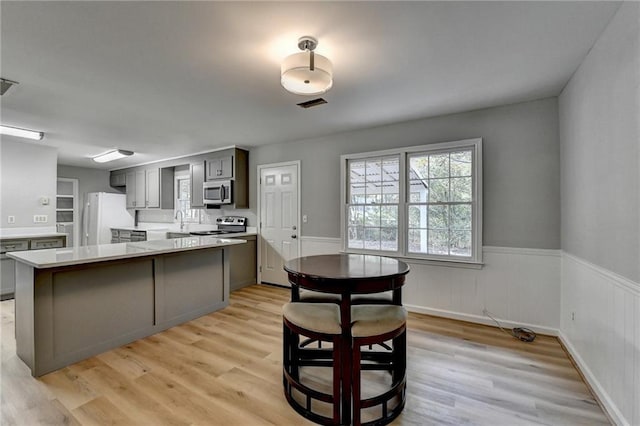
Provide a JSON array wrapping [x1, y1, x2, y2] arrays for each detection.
[[8, 236, 245, 376]]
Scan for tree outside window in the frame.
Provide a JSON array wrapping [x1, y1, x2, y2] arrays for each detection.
[[342, 139, 482, 264]]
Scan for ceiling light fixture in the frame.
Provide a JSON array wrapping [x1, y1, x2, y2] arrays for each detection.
[[281, 36, 333, 96], [92, 149, 134, 163], [0, 124, 44, 140]]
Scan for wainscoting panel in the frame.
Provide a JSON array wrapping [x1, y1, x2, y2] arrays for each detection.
[[403, 247, 561, 333], [560, 252, 639, 426], [300, 236, 342, 256], [299, 236, 638, 424], [299, 237, 561, 333]]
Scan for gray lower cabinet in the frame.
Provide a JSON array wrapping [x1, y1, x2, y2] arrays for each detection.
[[163, 233, 256, 291], [1, 258, 16, 300], [111, 229, 146, 243], [15, 246, 229, 376], [228, 235, 257, 291], [30, 237, 65, 250], [1, 236, 66, 299]]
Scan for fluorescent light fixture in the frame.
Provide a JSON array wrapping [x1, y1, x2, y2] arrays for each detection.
[[92, 149, 134, 163], [0, 124, 44, 140]]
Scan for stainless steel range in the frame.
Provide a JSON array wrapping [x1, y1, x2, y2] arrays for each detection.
[[189, 216, 247, 236]]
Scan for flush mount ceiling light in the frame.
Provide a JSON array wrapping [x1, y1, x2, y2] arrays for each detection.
[[281, 36, 333, 96], [92, 149, 134, 163], [0, 124, 44, 140]]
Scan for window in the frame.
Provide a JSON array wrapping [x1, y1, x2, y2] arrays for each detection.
[[347, 156, 400, 251], [175, 176, 199, 223], [342, 138, 482, 264]]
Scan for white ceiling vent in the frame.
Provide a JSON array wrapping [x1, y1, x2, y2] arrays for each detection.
[[0, 78, 19, 96]]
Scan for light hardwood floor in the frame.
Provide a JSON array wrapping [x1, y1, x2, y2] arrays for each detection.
[[1, 284, 609, 425]]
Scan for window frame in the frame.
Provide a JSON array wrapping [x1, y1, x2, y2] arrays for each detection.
[[340, 138, 483, 265], [174, 173, 200, 224]]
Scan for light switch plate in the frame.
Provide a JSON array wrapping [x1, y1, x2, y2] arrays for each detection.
[[7, 215, 15, 224], [302, 214, 308, 223]]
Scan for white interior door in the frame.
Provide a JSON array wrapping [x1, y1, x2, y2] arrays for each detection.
[[259, 162, 299, 286]]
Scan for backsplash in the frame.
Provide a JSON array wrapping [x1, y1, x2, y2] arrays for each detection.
[[137, 208, 257, 227]]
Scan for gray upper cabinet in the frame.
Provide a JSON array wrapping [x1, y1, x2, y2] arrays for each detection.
[[110, 172, 126, 187], [112, 147, 247, 210], [125, 171, 137, 208], [135, 170, 146, 207], [123, 167, 174, 210], [232, 149, 248, 209], [190, 161, 205, 208], [205, 155, 233, 180], [146, 168, 160, 208], [203, 149, 248, 208]]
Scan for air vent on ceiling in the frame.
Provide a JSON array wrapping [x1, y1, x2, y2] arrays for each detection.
[[0, 78, 19, 96], [297, 98, 327, 109]]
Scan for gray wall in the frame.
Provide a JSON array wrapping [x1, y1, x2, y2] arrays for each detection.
[[249, 97, 560, 249], [0, 140, 57, 229], [559, 2, 639, 282], [57, 165, 122, 214]]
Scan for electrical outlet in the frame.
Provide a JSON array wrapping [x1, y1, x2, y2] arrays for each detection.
[[33, 215, 48, 223], [7, 215, 15, 224], [302, 214, 308, 223]]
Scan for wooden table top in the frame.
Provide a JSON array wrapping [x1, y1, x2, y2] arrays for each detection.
[[284, 253, 409, 282]]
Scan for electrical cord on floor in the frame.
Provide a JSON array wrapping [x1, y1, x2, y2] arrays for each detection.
[[483, 309, 537, 342]]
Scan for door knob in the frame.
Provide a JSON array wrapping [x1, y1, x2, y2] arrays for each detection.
[[291, 235, 297, 239]]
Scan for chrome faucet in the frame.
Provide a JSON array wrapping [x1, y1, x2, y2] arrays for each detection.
[[175, 210, 184, 231]]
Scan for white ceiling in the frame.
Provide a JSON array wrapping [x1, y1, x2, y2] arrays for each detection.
[[0, 1, 620, 170]]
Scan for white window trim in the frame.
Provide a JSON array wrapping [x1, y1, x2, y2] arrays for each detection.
[[340, 138, 483, 265], [174, 170, 200, 224]]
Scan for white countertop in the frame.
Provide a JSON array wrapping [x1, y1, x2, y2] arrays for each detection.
[[0, 227, 67, 240], [112, 223, 257, 235], [8, 236, 246, 269], [165, 231, 257, 238]]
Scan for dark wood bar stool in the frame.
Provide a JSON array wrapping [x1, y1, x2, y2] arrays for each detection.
[[284, 254, 410, 425], [282, 302, 343, 425], [351, 305, 408, 426], [299, 289, 393, 305]]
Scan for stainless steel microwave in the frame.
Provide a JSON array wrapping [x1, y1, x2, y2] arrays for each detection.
[[203, 180, 232, 205]]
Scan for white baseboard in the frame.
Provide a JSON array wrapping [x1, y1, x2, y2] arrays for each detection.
[[405, 303, 559, 336], [557, 331, 625, 426]]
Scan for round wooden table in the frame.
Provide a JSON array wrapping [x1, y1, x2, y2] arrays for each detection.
[[284, 253, 410, 424]]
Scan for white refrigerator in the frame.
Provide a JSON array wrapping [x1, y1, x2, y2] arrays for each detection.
[[82, 192, 135, 246]]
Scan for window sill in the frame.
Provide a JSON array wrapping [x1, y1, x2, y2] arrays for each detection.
[[341, 250, 484, 269], [396, 255, 484, 269]]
